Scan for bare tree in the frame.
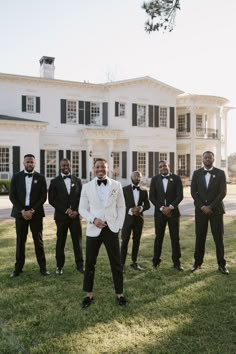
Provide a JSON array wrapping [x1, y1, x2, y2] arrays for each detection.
[[142, 0, 180, 33]]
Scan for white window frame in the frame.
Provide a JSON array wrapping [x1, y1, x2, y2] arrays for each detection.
[[178, 114, 186, 131], [112, 152, 120, 178], [137, 152, 146, 177], [46, 150, 57, 178], [90, 102, 102, 126], [0, 147, 10, 173], [160, 152, 168, 163], [159, 106, 168, 127], [196, 155, 202, 169], [26, 96, 36, 113], [71, 151, 80, 177], [118, 103, 126, 117], [67, 100, 78, 124], [137, 105, 146, 127]]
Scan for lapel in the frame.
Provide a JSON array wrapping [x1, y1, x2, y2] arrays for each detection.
[[207, 168, 216, 189], [128, 185, 136, 204], [20, 171, 26, 196], [157, 175, 165, 194], [59, 175, 69, 195], [91, 179, 102, 205]]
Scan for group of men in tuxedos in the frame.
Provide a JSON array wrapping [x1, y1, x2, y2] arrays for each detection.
[[9, 151, 229, 309]]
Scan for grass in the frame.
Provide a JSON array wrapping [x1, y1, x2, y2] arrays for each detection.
[[0, 216, 236, 354]]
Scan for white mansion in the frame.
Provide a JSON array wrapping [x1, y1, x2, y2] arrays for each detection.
[[0, 57, 231, 186]]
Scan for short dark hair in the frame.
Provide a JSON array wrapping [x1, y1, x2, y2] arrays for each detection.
[[203, 151, 214, 158], [24, 154, 35, 159], [94, 158, 108, 166], [60, 158, 70, 164]]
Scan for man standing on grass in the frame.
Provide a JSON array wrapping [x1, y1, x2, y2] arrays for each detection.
[[9, 154, 49, 277], [48, 158, 84, 275], [191, 151, 229, 274], [79, 158, 127, 308], [120, 170, 150, 272], [149, 160, 184, 271]]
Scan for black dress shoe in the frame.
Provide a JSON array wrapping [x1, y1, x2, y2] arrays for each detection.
[[116, 295, 127, 306], [81, 296, 94, 309], [174, 265, 184, 271], [130, 263, 142, 271], [10, 271, 20, 278], [40, 270, 50, 276], [56, 267, 63, 275], [76, 266, 85, 274], [153, 263, 160, 270], [191, 264, 201, 273], [218, 265, 229, 275]]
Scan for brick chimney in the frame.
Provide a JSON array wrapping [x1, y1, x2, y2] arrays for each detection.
[[39, 56, 55, 79]]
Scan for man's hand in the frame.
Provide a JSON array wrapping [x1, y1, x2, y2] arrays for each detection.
[[201, 205, 212, 215], [21, 210, 34, 220], [93, 218, 107, 229], [162, 206, 172, 217], [131, 206, 140, 216]]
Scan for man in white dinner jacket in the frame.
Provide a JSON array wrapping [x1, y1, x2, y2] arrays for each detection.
[[79, 158, 127, 308]]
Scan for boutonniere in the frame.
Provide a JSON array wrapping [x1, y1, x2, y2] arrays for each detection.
[[212, 175, 216, 178], [170, 178, 173, 182], [111, 189, 118, 197], [71, 183, 75, 187], [34, 180, 38, 184]]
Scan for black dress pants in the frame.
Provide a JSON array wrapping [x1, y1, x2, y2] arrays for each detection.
[[83, 226, 123, 294], [15, 216, 46, 272], [55, 217, 83, 268]]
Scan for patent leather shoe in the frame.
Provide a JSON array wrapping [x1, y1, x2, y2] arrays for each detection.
[[76, 266, 85, 274], [10, 270, 20, 278], [116, 295, 127, 306], [40, 270, 50, 276], [56, 267, 63, 275], [191, 264, 201, 273], [218, 265, 229, 275], [81, 296, 94, 309], [174, 265, 184, 271], [130, 263, 142, 271]]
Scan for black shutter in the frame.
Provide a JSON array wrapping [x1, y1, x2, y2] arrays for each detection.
[[154, 106, 159, 127], [85, 102, 90, 125], [187, 113, 191, 132], [115, 102, 119, 117], [154, 152, 159, 175], [170, 107, 175, 128], [36, 97, 40, 113], [59, 150, 64, 163], [66, 150, 71, 161], [61, 99, 66, 124], [102, 102, 108, 126], [79, 101, 85, 124], [148, 105, 153, 127], [13, 146, 20, 174], [81, 150, 87, 179], [40, 149, 45, 176], [148, 152, 153, 177], [122, 151, 127, 179], [22, 96, 26, 112], [132, 151, 137, 171], [187, 154, 190, 177], [170, 152, 175, 173], [132, 104, 137, 126]]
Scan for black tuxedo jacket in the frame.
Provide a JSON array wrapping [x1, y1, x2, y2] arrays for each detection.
[[191, 167, 226, 214], [9, 170, 47, 218], [123, 185, 150, 216], [48, 175, 82, 221], [149, 174, 183, 217]]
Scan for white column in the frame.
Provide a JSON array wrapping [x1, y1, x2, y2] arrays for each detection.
[[107, 140, 114, 178], [87, 140, 93, 181], [190, 105, 196, 177]]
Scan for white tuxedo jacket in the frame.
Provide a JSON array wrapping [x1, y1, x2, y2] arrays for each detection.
[[79, 178, 125, 236]]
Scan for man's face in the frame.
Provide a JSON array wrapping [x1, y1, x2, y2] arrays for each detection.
[[94, 160, 108, 179], [202, 152, 214, 169], [159, 162, 169, 175], [60, 160, 71, 175], [131, 172, 142, 185], [23, 157, 35, 172]]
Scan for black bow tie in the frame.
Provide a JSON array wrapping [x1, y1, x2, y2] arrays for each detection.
[[133, 185, 140, 191], [63, 175, 71, 179], [97, 179, 107, 186], [204, 170, 213, 175], [24, 173, 33, 178], [161, 175, 169, 180]]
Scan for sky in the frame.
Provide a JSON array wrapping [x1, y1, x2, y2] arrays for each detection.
[[0, 0, 236, 153]]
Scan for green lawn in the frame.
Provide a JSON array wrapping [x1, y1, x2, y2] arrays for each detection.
[[0, 216, 235, 354]]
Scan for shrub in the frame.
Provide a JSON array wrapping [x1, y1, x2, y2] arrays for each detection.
[[0, 180, 10, 195]]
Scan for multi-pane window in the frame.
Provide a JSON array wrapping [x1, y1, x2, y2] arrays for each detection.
[[90, 102, 101, 125], [196, 155, 202, 169], [160, 153, 168, 162], [159, 107, 168, 127], [71, 151, 80, 177], [0, 147, 9, 172], [67, 100, 77, 124], [113, 152, 120, 178], [178, 155, 186, 176], [196, 115, 203, 129], [26, 96, 36, 112], [137, 105, 146, 127], [118, 103, 126, 117], [137, 152, 146, 176], [178, 115, 186, 131], [46, 151, 57, 178]]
